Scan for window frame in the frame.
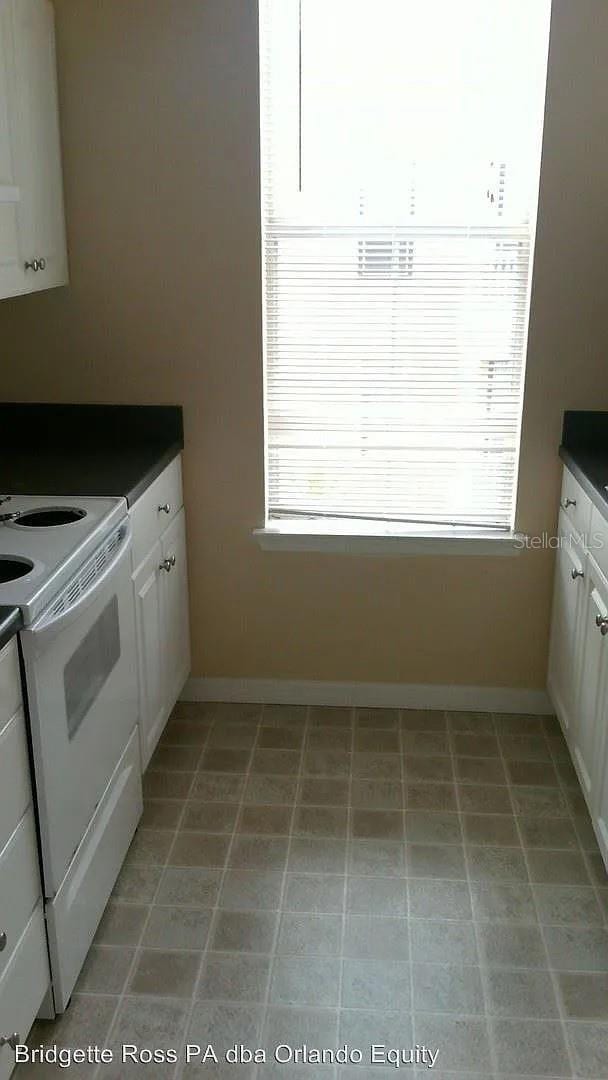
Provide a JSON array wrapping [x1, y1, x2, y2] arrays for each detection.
[[256, 0, 550, 555]]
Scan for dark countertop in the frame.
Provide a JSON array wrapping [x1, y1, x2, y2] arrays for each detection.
[[0, 403, 183, 506], [0, 403, 184, 647], [560, 410, 608, 519], [0, 605, 22, 652]]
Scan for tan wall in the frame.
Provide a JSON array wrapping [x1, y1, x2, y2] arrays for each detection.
[[1, 0, 608, 689]]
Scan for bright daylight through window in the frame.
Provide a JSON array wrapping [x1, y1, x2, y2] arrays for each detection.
[[260, 0, 551, 537]]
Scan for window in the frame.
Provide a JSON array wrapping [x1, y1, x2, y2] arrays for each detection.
[[260, 0, 551, 536]]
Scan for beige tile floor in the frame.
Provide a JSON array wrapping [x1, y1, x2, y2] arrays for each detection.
[[18, 703, 608, 1079]]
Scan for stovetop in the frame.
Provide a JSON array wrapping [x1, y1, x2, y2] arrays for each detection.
[[0, 494, 127, 625]]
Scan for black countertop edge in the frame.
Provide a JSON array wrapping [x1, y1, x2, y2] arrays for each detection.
[[560, 410, 608, 521], [0, 403, 184, 507], [0, 606, 22, 651], [126, 441, 183, 505]]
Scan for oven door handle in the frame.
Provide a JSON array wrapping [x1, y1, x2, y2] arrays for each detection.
[[27, 527, 132, 647]]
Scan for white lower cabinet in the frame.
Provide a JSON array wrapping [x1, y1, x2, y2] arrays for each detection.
[[548, 466, 608, 870], [547, 513, 585, 738], [596, 725, 608, 858], [133, 539, 166, 768], [0, 907, 49, 1080], [571, 558, 608, 804], [131, 458, 191, 770], [0, 640, 50, 1078], [160, 509, 191, 715]]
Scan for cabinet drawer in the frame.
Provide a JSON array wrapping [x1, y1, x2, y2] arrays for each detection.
[[560, 467, 592, 539], [0, 810, 41, 983], [0, 639, 21, 737], [0, 709, 31, 854], [0, 905, 49, 1080], [130, 455, 183, 571], [46, 726, 142, 1011]]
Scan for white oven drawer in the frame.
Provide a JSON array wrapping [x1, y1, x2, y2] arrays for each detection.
[[46, 727, 142, 1012], [0, 810, 41, 984], [0, 709, 32, 855], [0, 904, 50, 1080], [0, 639, 21, 736], [130, 455, 183, 572]]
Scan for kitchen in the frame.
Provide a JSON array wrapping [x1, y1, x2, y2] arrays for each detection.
[[0, 1, 608, 1078]]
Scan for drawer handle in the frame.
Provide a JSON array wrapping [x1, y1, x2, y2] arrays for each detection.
[[158, 503, 171, 514], [595, 614, 608, 635], [0, 931, 6, 951], [562, 498, 577, 509], [0, 1034, 20, 1050], [159, 555, 176, 573], [571, 568, 584, 581]]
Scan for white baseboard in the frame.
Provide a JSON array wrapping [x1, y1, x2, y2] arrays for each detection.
[[182, 677, 552, 715]]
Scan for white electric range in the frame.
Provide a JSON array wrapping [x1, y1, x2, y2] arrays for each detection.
[[0, 494, 142, 1013]]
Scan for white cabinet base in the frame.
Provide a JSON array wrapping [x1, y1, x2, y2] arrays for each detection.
[[548, 466, 608, 873], [131, 459, 191, 771]]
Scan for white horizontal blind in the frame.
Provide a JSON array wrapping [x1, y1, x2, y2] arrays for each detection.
[[260, 0, 551, 530]]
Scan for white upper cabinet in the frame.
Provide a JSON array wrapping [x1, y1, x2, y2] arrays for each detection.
[[0, 4, 25, 298], [0, 0, 67, 299]]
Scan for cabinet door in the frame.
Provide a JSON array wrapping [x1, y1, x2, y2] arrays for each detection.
[[0, 4, 25, 298], [133, 540, 165, 771], [11, 0, 67, 290], [160, 508, 191, 713], [571, 560, 608, 804], [595, 709, 608, 870], [547, 521, 586, 737]]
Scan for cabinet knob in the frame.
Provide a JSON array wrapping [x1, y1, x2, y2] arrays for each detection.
[[0, 931, 6, 952], [562, 497, 576, 509], [159, 558, 172, 573], [0, 1034, 21, 1050], [595, 614, 608, 635], [571, 568, 584, 580], [38, 257, 46, 270], [158, 503, 171, 514], [24, 259, 39, 272]]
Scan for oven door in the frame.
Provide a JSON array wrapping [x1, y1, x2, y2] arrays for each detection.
[[21, 521, 139, 896]]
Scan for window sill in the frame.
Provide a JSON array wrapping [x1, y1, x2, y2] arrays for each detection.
[[253, 522, 525, 556]]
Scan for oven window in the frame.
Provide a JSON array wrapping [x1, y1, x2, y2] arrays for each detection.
[[64, 595, 121, 739]]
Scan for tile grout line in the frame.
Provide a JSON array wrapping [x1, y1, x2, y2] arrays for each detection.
[[91, 728, 204, 1080], [401, 707, 416, 1067], [335, 706, 354, 1080], [255, 702, 310, 1080], [495, 712, 577, 1080], [550, 718, 608, 1072], [452, 711, 499, 1080], [171, 703, 261, 1080], [552, 736, 608, 931]]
